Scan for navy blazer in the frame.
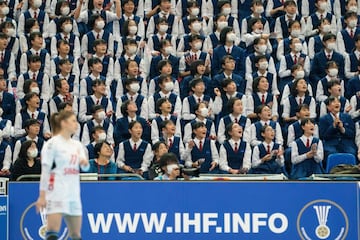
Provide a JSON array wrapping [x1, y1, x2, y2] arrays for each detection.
[[1, 92, 15, 123], [211, 45, 246, 77], [319, 112, 355, 144], [212, 73, 246, 97]]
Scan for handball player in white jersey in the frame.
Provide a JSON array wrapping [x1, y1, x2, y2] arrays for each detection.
[[36, 111, 90, 240]]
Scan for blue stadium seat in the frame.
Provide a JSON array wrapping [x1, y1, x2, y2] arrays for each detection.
[[326, 153, 357, 173]]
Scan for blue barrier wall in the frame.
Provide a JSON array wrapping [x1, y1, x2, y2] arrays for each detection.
[[0, 196, 8, 240], [8, 182, 360, 240]]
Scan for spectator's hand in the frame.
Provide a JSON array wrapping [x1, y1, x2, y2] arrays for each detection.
[[35, 196, 46, 213], [44, 132, 52, 139], [188, 140, 195, 149], [214, 88, 221, 97], [205, 58, 210, 67], [277, 148, 284, 157], [306, 151, 315, 158], [106, 110, 113, 117], [136, 169, 143, 176], [208, 49, 213, 56], [209, 135, 217, 140], [0, 169, 10, 175], [151, 51, 160, 56], [139, 41, 146, 49], [229, 168, 239, 174], [298, 57, 305, 66], [123, 165, 134, 173], [239, 168, 248, 174], [262, 154, 272, 162], [345, 105, 352, 112], [79, 158, 89, 167], [185, 54, 193, 65], [104, 1, 113, 10], [209, 161, 218, 171], [16, 1, 23, 10], [261, 33, 270, 40]]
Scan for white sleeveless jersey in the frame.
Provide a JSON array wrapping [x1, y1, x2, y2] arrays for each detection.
[[41, 135, 86, 202]]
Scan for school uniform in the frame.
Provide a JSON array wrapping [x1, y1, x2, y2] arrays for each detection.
[[13, 136, 44, 163], [179, 50, 210, 74], [48, 18, 80, 38], [14, 109, 50, 138], [203, 31, 220, 54], [183, 118, 216, 144], [81, 30, 114, 58], [159, 135, 186, 163], [113, 54, 143, 80], [146, 12, 179, 38], [250, 142, 284, 174], [116, 138, 153, 172], [274, 14, 305, 39], [19, 48, 51, 77], [306, 11, 336, 36], [308, 34, 324, 59], [182, 94, 213, 120], [178, 16, 207, 37], [344, 50, 360, 81], [276, 37, 308, 62], [217, 114, 251, 144], [245, 53, 276, 81], [282, 95, 317, 120], [111, 14, 145, 43], [85, 142, 96, 160], [18, 8, 49, 37], [337, 27, 360, 56], [310, 50, 345, 88], [17, 70, 51, 101], [151, 114, 181, 144], [48, 94, 78, 116], [349, 95, 360, 122], [52, 73, 80, 97], [0, 49, 16, 81], [50, 55, 80, 78], [319, 96, 349, 117], [147, 91, 182, 120], [207, 16, 240, 42], [79, 74, 106, 98], [113, 116, 151, 145], [246, 92, 278, 119], [290, 136, 324, 179], [147, 33, 175, 53], [249, 120, 283, 147], [212, 72, 246, 96], [287, 120, 319, 147], [77, 9, 119, 35], [78, 95, 113, 123], [316, 76, 345, 102], [213, 92, 247, 119], [319, 112, 357, 157], [0, 91, 16, 123], [81, 54, 114, 87], [185, 138, 219, 173], [149, 54, 179, 80], [50, 32, 81, 59], [175, 0, 204, 18], [247, 70, 279, 96], [115, 93, 148, 120], [81, 118, 114, 145], [241, 14, 270, 41], [177, 34, 206, 55], [113, 75, 147, 100], [211, 45, 246, 77], [280, 78, 313, 105], [148, 76, 180, 97], [219, 139, 252, 172], [180, 75, 211, 100], [6, 36, 19, 57]]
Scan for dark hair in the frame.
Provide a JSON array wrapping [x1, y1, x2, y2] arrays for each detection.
[[355, 34, 360, 42], [248, 17, 262, 32], [251, 0, 263, 7], [159, 39, 171, 50], [159, 153, 179, 168], [23, 92, 39, 109], [88, 57, 102, 68], [300, 117, 315, 126], [94, 141, 111, 158], [221, 78, 235, 88], [327, 79, 341, 89], [93, 39, 107, 49], [255, 104, 270, 115], [187, 0, 199, 8], [55, 0, 70, 16], [122, 19, 137, 36], [92, 78, 105, 88], [189, 17, 201, 26], [160, 119, 175, 131], [253, 36, 265, 46], [120, 100, 131, 116], [56, 39, 69, 49], [291, 63, 303, 73], [260, 124, 272, 134], [254, 55, 267, 64], [325, 95, 340, 106], [54, 78, 67, 97], [24, 119, 40, 129], [129, 120, 142, 130], [157, 59, 171, 72], [323, 33, 337, 42], [89, 14, 104, 29], [217, 0, 231, 9], [125, 77, 139, 86], [155, 17, 168, 26], [0, 21, 15, 33], [30, 32, 42, 42], [28, 55, 41, 63], [190, 60, 205, 76], [0, 32, 6, 39], [284, 0, 297, 7], [91, 125, 105, 142], [91, 104, 104, 114], [24, 18, 37, 34], [219, 26, 233, 45], [152, 141, 167, 151], [221, 54, 235, 67], [326, 60, 338, 69], [58, 58, 71, 66], [158, 74, 171, 85], [125, 59, 138, 71], [252, 76, 267, 92], [156, 98, 170, 114], [227, 97, 241, 113], [57, 16, 72, 32], [18, 140, 36, 161], [344, 10, 358, 20], [23, 79, 37, 94], [290, 78, 309, 97], [192, 121, 206, 130], [190, 78, 204, 89], [58, 102, 72, 111], [224, 122, 240, 140], [296, 103, 309, 113], [124, 38, 137, 46]]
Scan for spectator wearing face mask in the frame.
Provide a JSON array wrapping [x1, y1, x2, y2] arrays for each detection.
[[336, 0, 360, 29], [203, 13, 227, 56], [177, 17, 206, 56], [11, 140, 39, 181], [178, 0, 207, 37], [48, 1, 80, 38], [85, 125, 107, 160], [305, 0, 336, 37], [337, 11, 360, 57], [154, 153, 181, 180], [307, 18, 331, 59]]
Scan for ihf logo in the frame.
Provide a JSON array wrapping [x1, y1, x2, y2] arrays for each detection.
[[297, 200, 349, 240]]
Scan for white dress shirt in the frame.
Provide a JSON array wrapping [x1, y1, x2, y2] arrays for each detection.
[[183, 118, 216, 144], [217, 113, 251, 144], [17, 70, 51, 101], [219, 139, 252, 171], [290, 136, 323, 164], [20, 48, 51, 77], [316, 76, 345, 102], [150, 114, 182, 144], [245, 92, 278, 118], [249, 120, 283, 147], [116, 93, 148, 120], [182, 94, 214, 120], [78, 95, 113, 123], [184, 137, 219, 168], [282, 95, 316, 119], [81, 30, 114, 58], [81, 119, 114, 145], [14, 109, 50, 138], [287, 121, 319, 147], [147, 91, 182, 120], [50, 33, 81, 59], [252, 141, 284, 168]]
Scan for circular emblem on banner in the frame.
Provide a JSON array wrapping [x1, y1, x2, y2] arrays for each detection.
[[20, 202, 69, 240], [297, 199, 349, 240]]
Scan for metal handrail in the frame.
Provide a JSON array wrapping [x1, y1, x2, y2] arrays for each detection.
[[16, 173, 145, 181]]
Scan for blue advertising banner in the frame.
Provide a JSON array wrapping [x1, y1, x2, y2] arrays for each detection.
[[0, 195, 8, 240], [8, 182, 360, 240]]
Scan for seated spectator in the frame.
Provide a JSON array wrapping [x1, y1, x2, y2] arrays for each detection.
[[316, 62, 345, 102], [219, 123, 251, 174], [177, 18, 206, 56], [11, 140, 40, 181], [336, 0, 360, 29], [114, 100, 151, 145], [308, 18, 330, 59], [52, 58, 80, 97], [19, 18, 44, 54], [319, 96, 357, 160], [159, 120, 186, 163], [13, 119, 44, 163], [82, 105, 114, 145], [115, 77, 148, 120], [0, 128, 12, 176], [184, 122, 219, 173], [116, 120, 153, 178], [183, 102, 216, 144], [178, 0, 207, 37], [85, 126, 107, 159], [290, 118, 324, 179], [48, 78, 78, 116], [48, 1, 80, 37], [319, 80, 350, 117], [243, 17, 272, 54], [0, 33, 15, 82], [0, 76, 15, 123], [306, 0, 336, 37], [14, 92, 51, 139], [337, 11, 360, 56], [79, 79, 113, 123], [18, 0, 49, 37], [151, 98, 181, 144], [1, 21, 19, 56], [349, 87, 360, 122], [204, 14, 228, 56], [87, 141, 117, 180], [211, 27, 245, 76], [345, 34, 360, 81], [249, 105, 283, 147], [148, 141, 169, 180], [16, 79, 47, 114], [250, 125, 285, 174], [154, 152, 180, 180], [148, 74, 182, 119]]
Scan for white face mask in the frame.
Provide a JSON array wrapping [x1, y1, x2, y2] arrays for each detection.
[[33, 0, 42, 8], [254, 28, 263, 34], [129, 83, 140, 93], [192, 22, 202, 32], [97, 132, 107, 142], [128, 45, 137, 55], [6, 28, 15, 37], [31, 87, 40, 94], [1, 6, 9, 15], [295, 70, 305, 80], [327, 42, 336, 51], [96, 20, 105, 29], [199, 107, 209, 117], [190, 7, 200, 16], [291, 29, 301, 37], [222, 7, 231, 15], [61, 6, 70, 16], [193, 41, 202, 50], [97, 111, 106, 120], [31, 28, 40, 33], [328, 68, 338, 77], [258, 61, 268, 70], [27, 148, 38, 159], [255, 6, 264, 14], [257, 44, 267, 54], [166, 164, 179, 175], [294, 42, 303, 52], [63, 23, 72, 33], [349, 5, 358, 13], [128, 25, 138, 35], [0, 107, 3, 117], [322, 24, 331, 33], [217, 21, 228, 30], [348, 19, 358, 28], [318, 1, 327, 11], [164, 81, 174, 91], [226, 32, 236, 42], [164, 46, 173, 55], [159, 24, 168, 33]]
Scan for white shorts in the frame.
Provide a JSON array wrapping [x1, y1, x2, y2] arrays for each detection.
[[46, 200, 83, 216]]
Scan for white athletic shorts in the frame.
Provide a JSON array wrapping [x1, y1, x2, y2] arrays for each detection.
[[46, 200, 83, 216]]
